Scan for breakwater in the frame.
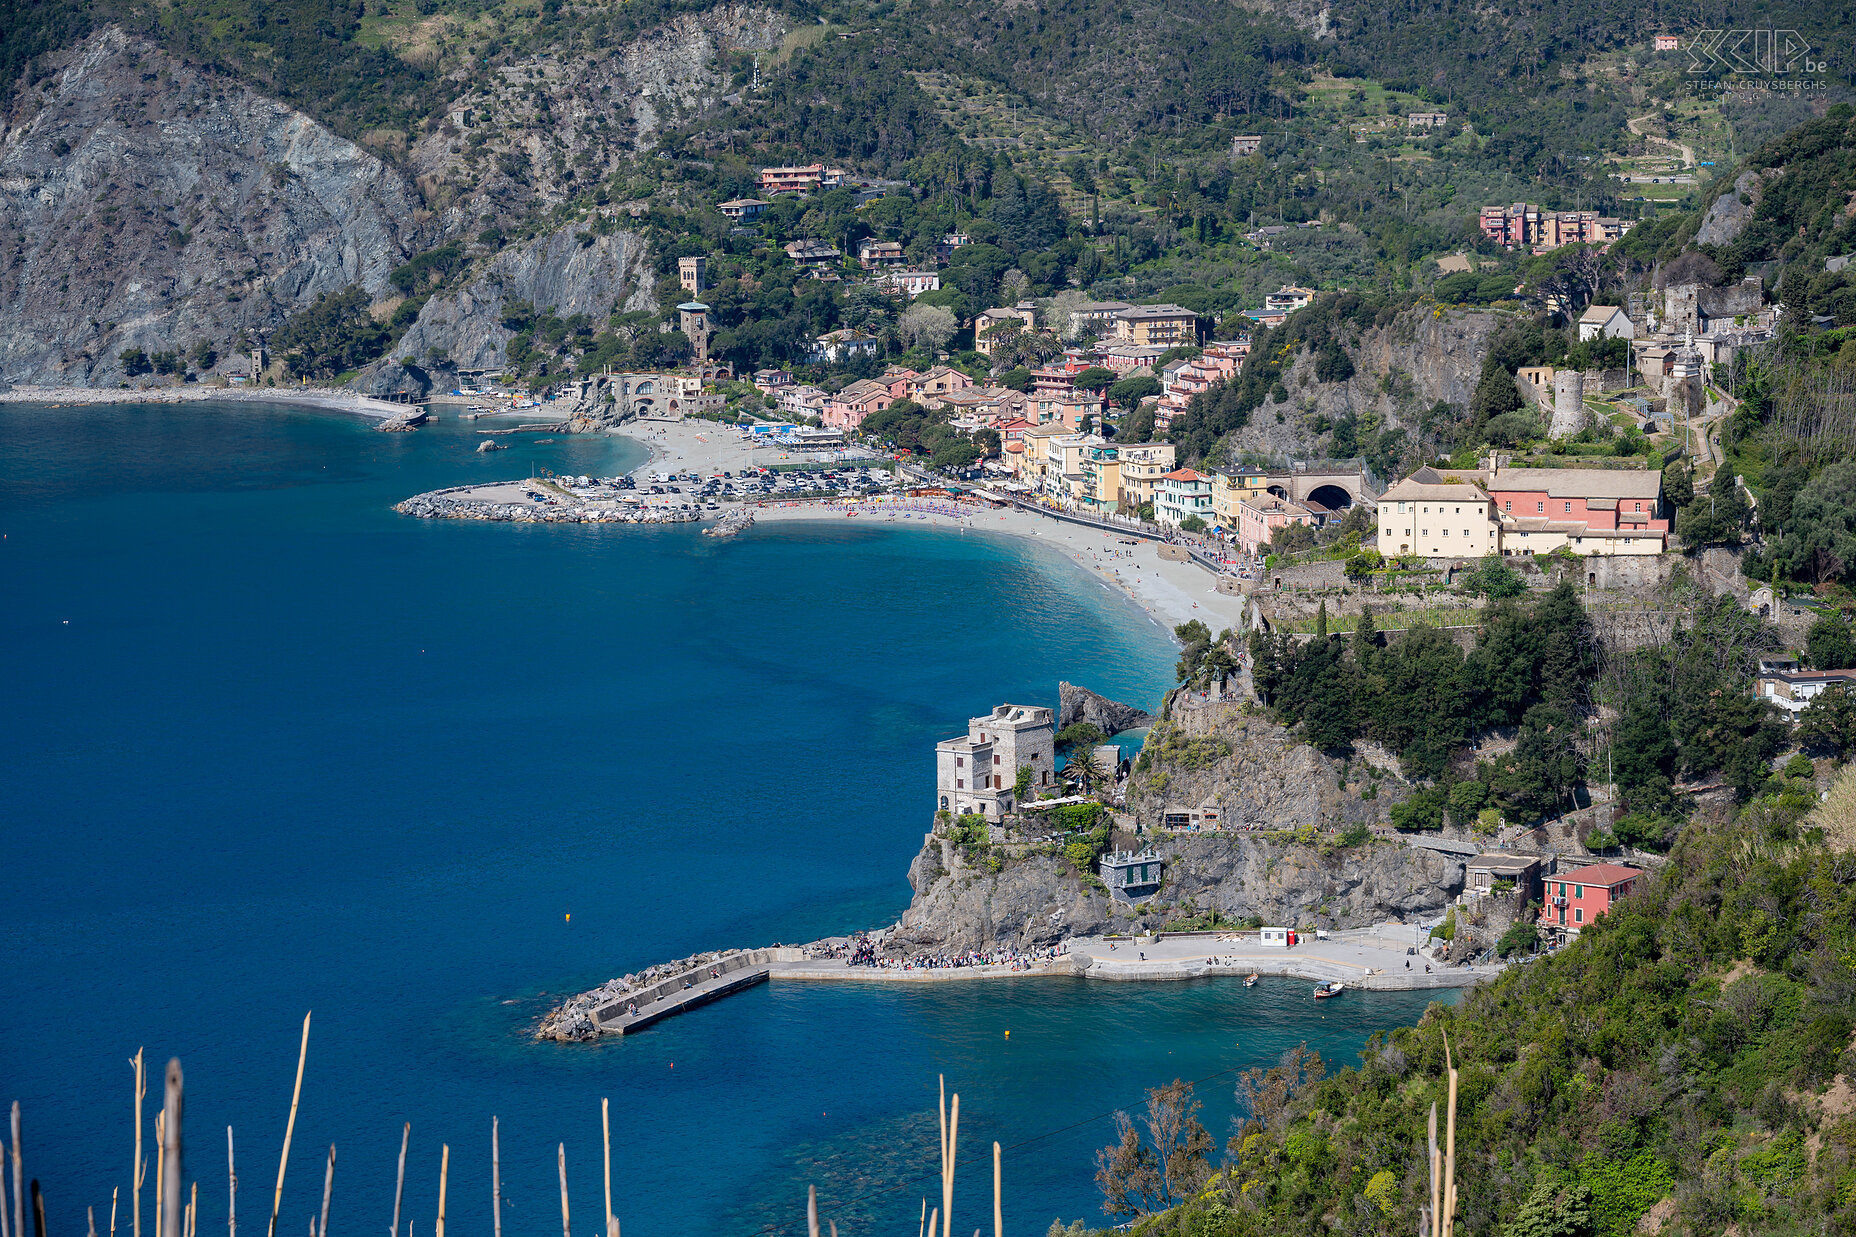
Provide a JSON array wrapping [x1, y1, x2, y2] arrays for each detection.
[[395, 485, 701, 523], [534, 927, 1501, 1041]]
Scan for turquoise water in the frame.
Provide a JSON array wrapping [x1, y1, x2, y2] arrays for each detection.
[[0, 403, 1448, 1237]]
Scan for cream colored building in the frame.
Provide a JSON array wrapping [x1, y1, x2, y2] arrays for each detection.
[[1112, 304, 1198, 348], [1114, 442, 1177, 511], [1380, 477, 1500, 559]]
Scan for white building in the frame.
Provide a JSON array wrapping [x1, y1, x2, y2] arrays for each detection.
[[935, 704, 1057, 817], [1577, 304, 1634, 342], [1154, 468, 1214, 527], [1379, 476, 1500, 559], [1755, 658, 1856, 715]]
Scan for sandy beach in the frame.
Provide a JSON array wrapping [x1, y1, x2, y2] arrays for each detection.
[[597, 418, 1250, 632], [0, 383, 413, 419]]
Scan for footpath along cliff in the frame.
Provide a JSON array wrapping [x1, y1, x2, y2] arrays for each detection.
[[890, 703, 1464, 954]]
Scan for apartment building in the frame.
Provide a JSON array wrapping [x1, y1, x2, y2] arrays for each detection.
[[1113, 442, 1177, 511], [1211, 470, 1270, 528], [1479, 203, 1633, 251], [784, 239, 842, 268], [716, 198, 770, 222], [1541, 863, 1641, 939], [1236, 495, 1326, 553], [1455, 462, 1669, 556], [1154, 469, 1214, 527], [1113, 304, 1199, 347], [1263, 286, 1315, 313], [1156, 340, 1249, 428], [823, 379, 897, 431], [974, 303, 1038, 357], [1079, 443, 1122, 512], [856, 238, 905, 269], [758, 164, 848, 195]]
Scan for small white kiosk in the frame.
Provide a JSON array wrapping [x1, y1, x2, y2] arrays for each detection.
[[1260, 926, 1292, 948]]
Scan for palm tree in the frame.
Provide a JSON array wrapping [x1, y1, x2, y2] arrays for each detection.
[[1067, 747, 1105, 794]]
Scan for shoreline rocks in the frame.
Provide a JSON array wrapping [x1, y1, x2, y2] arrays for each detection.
[[394, 491, 699, 524], [1058, 681, 1156, 735]]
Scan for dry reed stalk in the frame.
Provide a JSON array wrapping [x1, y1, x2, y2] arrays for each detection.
[[187, 1184, 197, 1237], [162, 1061, 184, 1237], [1441, 1035, 1459, 1237], [556, 1146, 569, 1237], [112, 1185, 120, 1237], [390, 1127, 408, 1237], [156, 1114, 165, 1237], [434, 1148, 447, 1237], [267, 1016, 312, 1237], [491, 1121, 501, 1237], [928, 1206, 938, 1237], [317, 1149, 335, 1237], [132, 1051, 146, 1237], [14, 1100, 25, 1237], [918, 1199, 925, 1237], [227, 1129, 236, 1237], [806, 1186, 817, 1237], [1425, 1103, 1439, 1237], [943, 1095, 960, 1237], [992, 1142, 1001, 1237], [599, 1101, 611, 1237]]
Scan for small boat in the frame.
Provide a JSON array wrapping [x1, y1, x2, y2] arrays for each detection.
[[1244, 973, 1259, 988], [1313, 981, 1344, 999]]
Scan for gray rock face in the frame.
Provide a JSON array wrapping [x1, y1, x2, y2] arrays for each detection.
[[893, 828, 1464, 952], [1058, 681, 1156, 735], [1696, 171, 1765, 247], [406, 5, 787, 234], [0, 26, 428, 386], [389, 227, 654, 374], [892, 702, 1456, 952], [1216, 307, 1508, 464], [1126, 704, 1404, 831]]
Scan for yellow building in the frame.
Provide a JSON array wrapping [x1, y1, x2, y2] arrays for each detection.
[[1210, 469, 1269, 527], [1016, 425, 1067, 485], [1112, 442, 1177, 511], [1080, 445, 1122, 512], [1379, 477, 1500, 559]]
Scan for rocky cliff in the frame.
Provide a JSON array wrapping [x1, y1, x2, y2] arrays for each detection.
[[892, 701, 1455, 952], [405, 6, 787, 234], [1058, 681, 1155, 735], [893, 827, 1463, 952], [372, 226, 655, 390], [0, 27, 428, 386], [1125, 702, 1405, 830], [1219, 306, 1507, 463]]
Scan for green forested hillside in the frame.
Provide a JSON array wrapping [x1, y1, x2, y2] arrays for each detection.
[[1099, 770, 1856, 1237]]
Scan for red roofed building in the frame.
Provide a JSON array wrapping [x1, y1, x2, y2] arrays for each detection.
[[1541, 862, 1641, 940]]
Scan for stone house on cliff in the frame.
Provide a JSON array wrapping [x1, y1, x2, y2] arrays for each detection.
[[935, 704, 1055, 817]]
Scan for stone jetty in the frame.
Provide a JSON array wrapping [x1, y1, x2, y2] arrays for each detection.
[[395, 485, 700, 524]]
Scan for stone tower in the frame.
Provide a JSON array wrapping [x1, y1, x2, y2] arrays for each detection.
[[1550, 369, 1586, 437], [678, 255, 706, 296], [678, 301, 711, 364], [1665, 330, 1704, 419]]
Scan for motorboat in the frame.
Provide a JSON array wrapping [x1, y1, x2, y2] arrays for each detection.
[[1313, 981, 1345, 999], [1244, 973, 1260, 988]]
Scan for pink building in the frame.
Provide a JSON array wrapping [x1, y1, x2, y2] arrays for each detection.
[[1237, 496, 1322, 553], [1157, 341, 1248, 428], [824, 379, 897, 430]]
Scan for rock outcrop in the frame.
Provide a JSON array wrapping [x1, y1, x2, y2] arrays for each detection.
[[891, 701, 1456, 952], [892, 827, 1464, 952], [1058, 681, 1156, 735], [1218, 306, 1507, 464], [0, 26, 427, 386], [405, 5, 788, 233], [1695, 171, 1768, 247], [1125, 703, 1405, 831], [385, 227, 654, 375]]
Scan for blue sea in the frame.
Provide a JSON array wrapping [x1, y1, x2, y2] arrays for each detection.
[[0, 403, 1448, 1237]]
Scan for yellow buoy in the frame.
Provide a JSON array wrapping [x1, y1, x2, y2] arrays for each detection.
[[565, 913, 571, 922], [1004, 1030, 1010, 1038]]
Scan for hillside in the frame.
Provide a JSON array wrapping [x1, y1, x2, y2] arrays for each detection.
[[1101, 766, 1856, 1237]]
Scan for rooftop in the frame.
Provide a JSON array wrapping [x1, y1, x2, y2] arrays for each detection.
[[1557, 863, 1642, 887]]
